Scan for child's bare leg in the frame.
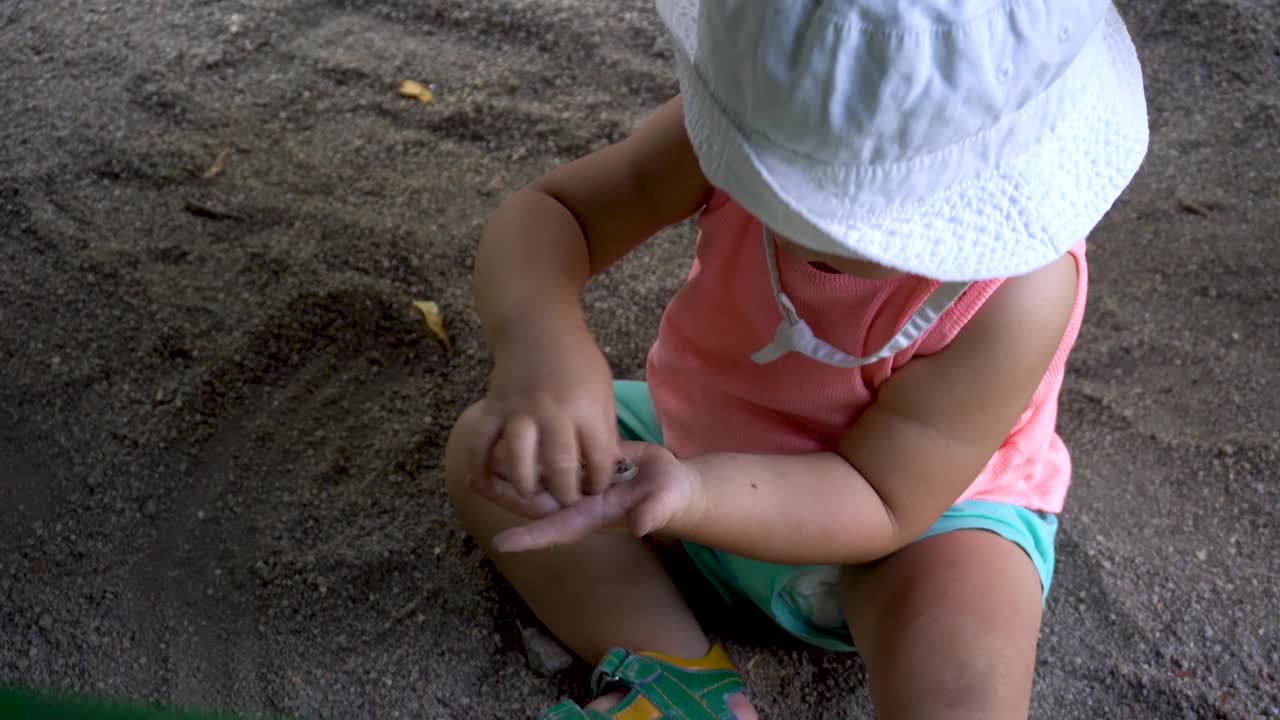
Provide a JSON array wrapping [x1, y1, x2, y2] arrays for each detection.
[[446, 403, 756, 717], [842, 530, 1044, 720]]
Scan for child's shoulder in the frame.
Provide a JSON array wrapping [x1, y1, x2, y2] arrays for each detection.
[[960, 252, 1080, 362]]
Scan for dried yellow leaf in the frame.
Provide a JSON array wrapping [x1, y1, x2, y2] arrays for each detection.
[[413, 300, 452, 354], [397, 79, 425, 97], [202, 149, 229, 178], [397, 79, 434, 104]]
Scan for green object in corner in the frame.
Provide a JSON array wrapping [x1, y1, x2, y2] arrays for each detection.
[[0, 687, 286, 720]]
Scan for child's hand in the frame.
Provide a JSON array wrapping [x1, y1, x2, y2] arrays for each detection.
[[479, 442, 703, 553], [464, 326, 619, 507]]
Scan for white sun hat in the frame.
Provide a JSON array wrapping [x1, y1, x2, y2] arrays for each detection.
[[655, 0, 1150, 281]]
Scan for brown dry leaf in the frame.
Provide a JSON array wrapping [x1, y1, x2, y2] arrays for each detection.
[[397, 79, 434, 104], [202, 149, 229, 178], [413, 300, 452, 354]]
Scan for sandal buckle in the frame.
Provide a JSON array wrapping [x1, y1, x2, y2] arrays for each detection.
[[590, 649, 632, 696]]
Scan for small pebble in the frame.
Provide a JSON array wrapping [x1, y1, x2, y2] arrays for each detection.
[[141, 499, 158, 518], [252, 561, 274, 584], [37, 613, 53, 631], [613, 458, 638, 483], [521, 625, 573, 677]]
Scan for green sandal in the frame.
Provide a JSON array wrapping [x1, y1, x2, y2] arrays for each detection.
[[540, 644, 746, 720]]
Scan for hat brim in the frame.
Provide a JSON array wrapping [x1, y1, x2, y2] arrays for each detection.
[[659, 1, 1150, 281]]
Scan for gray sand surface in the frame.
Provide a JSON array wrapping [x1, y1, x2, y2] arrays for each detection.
[[1, 1, 1276, 717]]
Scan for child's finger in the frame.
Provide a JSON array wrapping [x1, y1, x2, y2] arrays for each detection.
[[491, 511, 590, 553], [473, 473, 563, 520], [578, 423, 618, 496], [464, 409, 505, 490], [492, 490, 626, 553], [538, 417, 582, 507], [498, 415, 540, 497], [627, 486, 680, 538], [618, 440, 670, 466]]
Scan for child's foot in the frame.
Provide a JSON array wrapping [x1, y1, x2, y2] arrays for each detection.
[[585, 690, 759, 719]]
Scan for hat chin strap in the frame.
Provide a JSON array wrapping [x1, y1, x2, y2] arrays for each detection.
[[751, 229, 970, 368]]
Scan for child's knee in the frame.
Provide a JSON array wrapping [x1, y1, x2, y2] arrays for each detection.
[[869, 609, 1035, 717], [906, 651, 1008, 716]]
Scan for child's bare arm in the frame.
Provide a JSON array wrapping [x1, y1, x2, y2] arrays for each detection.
[[669, 254, 1080, 565], [468, 97, 712, 504], [474, 97, 711, 354]]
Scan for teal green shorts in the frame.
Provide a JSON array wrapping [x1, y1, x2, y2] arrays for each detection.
[[615, 380, 1059, 652]]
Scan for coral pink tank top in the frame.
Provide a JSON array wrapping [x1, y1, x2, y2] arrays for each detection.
[[646, 192, 1088, 513]]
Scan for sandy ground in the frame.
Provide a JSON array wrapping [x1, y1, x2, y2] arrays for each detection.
[[1, 1, 1277, 718]]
